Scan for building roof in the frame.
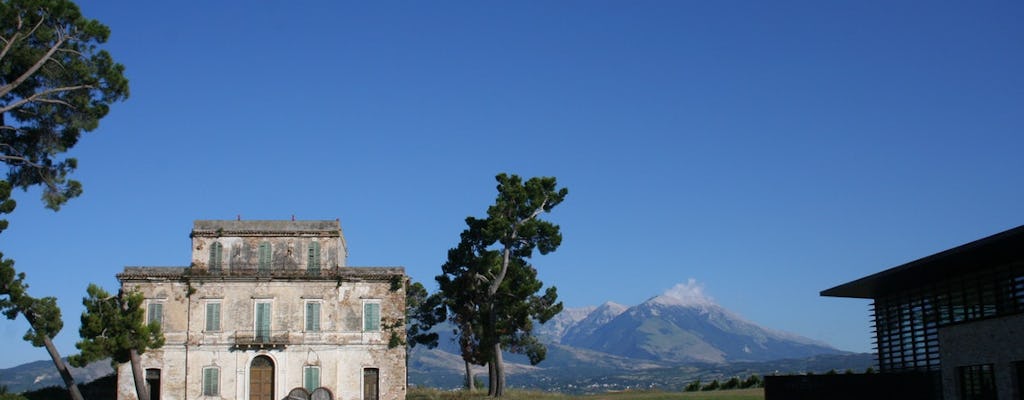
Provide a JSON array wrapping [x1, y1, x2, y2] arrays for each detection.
[[821, 224, 1024, 299], [117, 266, 404, 281], [191, 220, 342, 237]]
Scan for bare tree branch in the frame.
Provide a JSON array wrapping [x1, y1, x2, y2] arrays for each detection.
[[0, 27, 68, 99], [0, 84, 91, 113]]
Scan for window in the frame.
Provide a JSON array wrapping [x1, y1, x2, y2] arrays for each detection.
[[255, 302, 271, 342], [209, 242, 223, 272], [146, 368, 161, 400], [202, 367, 219, 396], [205, 302, 221, 331], [258, 242, 271, 273], [363, 301, 380, 332], [305, 302, 321, 332], [307, 241, 321, 275], [303, 366, 320, 392], [363, 368, 379, 400], [147, 303, 163, 327], [959, 364, 996, 400]]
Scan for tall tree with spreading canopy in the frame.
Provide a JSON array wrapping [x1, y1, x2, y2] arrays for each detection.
[[437, 173, 567, 397], [69, 284, 164, 400], [0, 1, 129, 399]]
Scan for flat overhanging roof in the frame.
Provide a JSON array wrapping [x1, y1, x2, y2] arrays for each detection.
[[821, 224, 1024, 299]]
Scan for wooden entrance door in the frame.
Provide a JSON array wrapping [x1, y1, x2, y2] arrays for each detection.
[[250, 356, 274, 400], [363, 368, 379, 400]]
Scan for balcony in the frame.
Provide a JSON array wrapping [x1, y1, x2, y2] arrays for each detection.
[[233, 330, 290, 350]]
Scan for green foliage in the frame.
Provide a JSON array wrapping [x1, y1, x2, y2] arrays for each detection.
[[1, 0, 129, 210], [406, 280, 445, 350], [701, 380, 720, 391], [69, 284, 164, 367], [865, 367, 877, 374], [436, 175, 567, 365], [740, 374, 762, 389], [0, 385, 28, 400], [683, 380, 701, 392], [436, 174, 567, 395], [721, 377, 741, 390]]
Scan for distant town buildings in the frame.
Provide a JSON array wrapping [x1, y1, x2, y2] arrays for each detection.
[[116, 220, 406, 400], [821, 225, 1024, 400]]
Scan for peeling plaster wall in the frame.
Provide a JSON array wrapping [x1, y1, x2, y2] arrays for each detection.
[[118, 277, 406, 400], [116, 220, 404, 400]]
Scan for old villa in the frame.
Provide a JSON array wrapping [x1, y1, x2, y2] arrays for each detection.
[[116, 220, 407, 400]]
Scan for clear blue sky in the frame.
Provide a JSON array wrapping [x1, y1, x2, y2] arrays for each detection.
[[2, 1, 1022, 368]]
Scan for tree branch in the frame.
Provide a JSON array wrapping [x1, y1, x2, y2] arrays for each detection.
[[0, 27, 68, 99], [0, 84, 91, 113]]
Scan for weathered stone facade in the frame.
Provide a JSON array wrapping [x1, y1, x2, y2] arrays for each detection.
[[116, 220, 406, 400]]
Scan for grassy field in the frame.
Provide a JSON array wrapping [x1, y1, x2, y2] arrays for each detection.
[[407, 388, 764, 400]]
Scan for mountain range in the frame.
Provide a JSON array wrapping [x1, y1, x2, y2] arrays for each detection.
[[410, 282, 864, 391]]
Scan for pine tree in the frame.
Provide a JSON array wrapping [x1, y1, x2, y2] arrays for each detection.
[[70, 284, 164, 400], [436, 173, 567, 397], [0, 2, 128, 399]]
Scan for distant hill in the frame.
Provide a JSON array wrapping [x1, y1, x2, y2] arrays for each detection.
[[0, 358, 113, 393]]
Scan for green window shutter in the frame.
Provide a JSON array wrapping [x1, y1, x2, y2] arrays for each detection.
[[209, 242, 222, 272], [258, 242, 271, 273], [364, 302, 380, 331], [256, 302, 271, 341], [306, 302, 320, 332], [304, 366, 319, 392], [148, 303, 163, 326], [307, 242, 321, 275], [206, 303, 220, 331], [203, 368, 219, 396]]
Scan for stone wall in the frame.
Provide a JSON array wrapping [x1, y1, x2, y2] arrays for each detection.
[[939, 313, 1024, 400], [118, 270, 406, 400]]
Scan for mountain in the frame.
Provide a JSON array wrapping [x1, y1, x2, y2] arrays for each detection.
[[534, 305, 595, 342], [0, 358, 113, 393], [559, 301, 628, 344], [561, 294, 841, 364], [406, 281, 853, 391]]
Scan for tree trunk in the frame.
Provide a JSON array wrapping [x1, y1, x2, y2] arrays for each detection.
[[40, 335, 84, 400], [130, 349, 151, 400], [493, 344, 505, 397], [464, 359, 474, 391], [487, 361, 497, 396]]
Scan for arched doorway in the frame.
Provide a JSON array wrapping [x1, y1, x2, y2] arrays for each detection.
[[250, 356, 274, 400]]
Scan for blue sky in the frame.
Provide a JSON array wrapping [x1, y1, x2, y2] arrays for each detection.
[[2, 1, 1022, 368]]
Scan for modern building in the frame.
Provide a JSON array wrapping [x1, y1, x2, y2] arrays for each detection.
[[821, 225, 1024, 400], [116, 220, 407, 400]]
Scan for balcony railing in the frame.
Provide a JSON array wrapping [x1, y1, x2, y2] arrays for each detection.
[[233, 330, 290, 349]]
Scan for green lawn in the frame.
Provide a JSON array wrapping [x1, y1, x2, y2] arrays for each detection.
[[407, 388, 764, 400]]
